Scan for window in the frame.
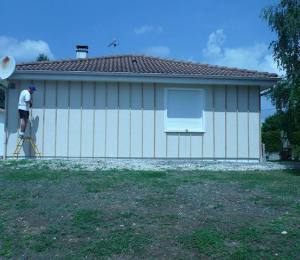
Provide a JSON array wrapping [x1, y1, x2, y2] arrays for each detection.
[[164, 88, 205, 132]]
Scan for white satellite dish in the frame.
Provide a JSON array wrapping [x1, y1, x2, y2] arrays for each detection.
[[0, 56, 16, 80]]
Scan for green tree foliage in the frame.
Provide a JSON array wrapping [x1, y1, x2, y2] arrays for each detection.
[[262, 0, 300, 158], [262, 0, 299, 79], [36, 53, 50, 62], [291, 131, 300, 159], [262, 131, 282, 153], [262, 110, 293, 138], [262, 114, 283, 152], [262, 113, 285, 132]]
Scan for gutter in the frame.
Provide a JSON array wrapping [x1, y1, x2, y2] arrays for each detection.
[[11, 70, 280, 87], [260, 87, 274, 96]]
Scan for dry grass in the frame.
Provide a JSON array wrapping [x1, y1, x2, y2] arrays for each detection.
[[0, 160, 299, 259]]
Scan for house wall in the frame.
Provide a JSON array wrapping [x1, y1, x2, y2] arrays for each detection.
[[6, 80, 260, 160], [0, 109, 4, 157]]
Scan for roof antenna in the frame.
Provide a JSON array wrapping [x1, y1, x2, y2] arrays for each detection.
[[107, 39, 119, 48]]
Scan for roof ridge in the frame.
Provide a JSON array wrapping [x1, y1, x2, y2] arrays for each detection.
[[16, 54, 149, 66], [15, 54, 279, 78]]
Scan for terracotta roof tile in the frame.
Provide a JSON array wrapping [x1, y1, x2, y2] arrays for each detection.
[[16, 55, 278, 79]]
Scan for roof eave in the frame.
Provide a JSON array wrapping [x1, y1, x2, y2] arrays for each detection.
[[10, 70, 280, 87]]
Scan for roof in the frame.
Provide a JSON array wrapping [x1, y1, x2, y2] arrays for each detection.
[[16, 55, 278, 80]]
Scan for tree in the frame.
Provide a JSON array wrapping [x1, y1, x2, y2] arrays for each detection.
[[36, 53, 50, 62], [262, 0, 299, 81], [262, 114, 283, 153], [262, 113, 285, 133], [262, 130, 282, 153], [262, 0, 300, 159]]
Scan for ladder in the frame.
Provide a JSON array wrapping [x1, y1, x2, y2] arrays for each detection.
[[13, 137, 42, 159]]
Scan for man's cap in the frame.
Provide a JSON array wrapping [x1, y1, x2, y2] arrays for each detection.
[[28, 85, 36, 92]]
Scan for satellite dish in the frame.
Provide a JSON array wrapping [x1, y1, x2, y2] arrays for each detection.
[[0, 56, 16, 80]]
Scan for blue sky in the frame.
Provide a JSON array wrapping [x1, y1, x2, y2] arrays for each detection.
[[1, 0, 280, 118]]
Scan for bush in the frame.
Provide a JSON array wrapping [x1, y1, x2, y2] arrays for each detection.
[[292, 145, 300, 160], [262, 130, 282, 153], [291, 131, 300, 145], [291, 131, 300, 160]]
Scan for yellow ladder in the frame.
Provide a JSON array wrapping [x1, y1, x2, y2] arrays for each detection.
[[13, 137, 42, 159]]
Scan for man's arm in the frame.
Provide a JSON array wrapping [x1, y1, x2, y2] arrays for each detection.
[[26, 100, 32, 108]]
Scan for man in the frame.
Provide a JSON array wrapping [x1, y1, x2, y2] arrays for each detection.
[[18, 85, 36, 139]]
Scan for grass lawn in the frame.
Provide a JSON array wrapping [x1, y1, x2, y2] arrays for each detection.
[[0, 161, 299, 259]]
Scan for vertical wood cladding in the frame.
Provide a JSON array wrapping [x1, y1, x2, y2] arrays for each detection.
[[6, 81, 260, 160]]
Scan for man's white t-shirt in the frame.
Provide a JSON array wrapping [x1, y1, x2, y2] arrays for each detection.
[[18, 89, 31, 111]]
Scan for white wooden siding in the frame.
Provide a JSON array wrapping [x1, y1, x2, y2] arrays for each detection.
[[32, 81, 45, 157], [43, 81, 56, 157], [130, 83, 143, 157], [106, 83, 118, 157], [68, 82, 81, 157], [249, 86, 260, 158], [56, 81, 68, 157], [203, 86, 214, 158], [118, 83, 130, 157], [237, 86, 249, 158], [143, 83, 155, 157], [155, 85, 166, 157], [81, 82, 94, 157], [94, 82, 106, 157], [167, 133, 179, 158], [7, 83, 19, 156], [226, 86, 238, 158], [179, 133, 191, 158], [6, 80, 260, 160], [214, 86, 226, 158], [190, 133, 203, 158]]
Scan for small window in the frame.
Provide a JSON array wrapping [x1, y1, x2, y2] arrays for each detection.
[[164, 88, 205, 132]]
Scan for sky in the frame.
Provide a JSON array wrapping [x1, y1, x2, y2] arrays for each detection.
[[1, 0, 282, 119]]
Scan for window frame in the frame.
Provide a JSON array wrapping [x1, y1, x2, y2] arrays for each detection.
[[164, 87, 206, 133]]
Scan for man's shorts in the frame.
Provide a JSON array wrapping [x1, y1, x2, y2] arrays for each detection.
[[19, 109, 29, 120]]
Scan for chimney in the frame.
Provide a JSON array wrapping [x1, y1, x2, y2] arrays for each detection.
[[76, 45, 88, 59]]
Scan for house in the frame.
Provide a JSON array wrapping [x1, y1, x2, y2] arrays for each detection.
[[0, 109, 4, 158], [3, 49, 279, 160]]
